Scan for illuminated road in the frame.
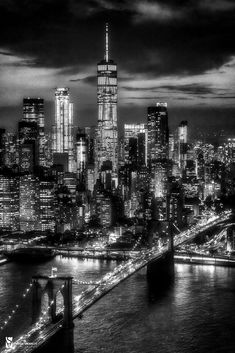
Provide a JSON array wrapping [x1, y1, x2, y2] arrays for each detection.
[[1, 210, 232, 353]]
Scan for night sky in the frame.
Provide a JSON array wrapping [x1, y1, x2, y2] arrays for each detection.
[[0, 0, 235, 137]]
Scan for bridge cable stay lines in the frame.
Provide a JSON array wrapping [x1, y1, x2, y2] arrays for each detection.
[[0, 281, 33, 332], [0, 210, 232, 353]]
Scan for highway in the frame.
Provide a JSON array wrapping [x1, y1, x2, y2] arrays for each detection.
[[0, 210, 232, 353]]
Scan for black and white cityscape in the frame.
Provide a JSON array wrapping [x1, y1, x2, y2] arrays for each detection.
[[0, 1, 235, 353]]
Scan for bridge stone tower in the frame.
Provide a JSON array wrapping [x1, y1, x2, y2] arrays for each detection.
[[32, 275, 74, 329], [147, 221, 174, 282]]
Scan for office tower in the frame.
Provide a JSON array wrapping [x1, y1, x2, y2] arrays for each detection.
[[95, 191, 112, 227], [18, 120, 38, 142], [4, 133, 19, 168], [19, 175, 40, 231], [84, 126, 96, 165], [23, 98, 46, 166], [147, 103, 170, 223], [124, 124, 147, 168], [52, 88, 74, 172], [178, 121, 188, 171], [87, 164, 95, 193], [147, 103, 169, 164], [76, 128, 88, 184], [39, 178, 56, 232], [168, 133, 175, 161], [225, 138, 235, 164], [0, 171, 19, 231], [23, 98, 44, 128], [95, 23, 118, 186], [18, 121, 38, 173]]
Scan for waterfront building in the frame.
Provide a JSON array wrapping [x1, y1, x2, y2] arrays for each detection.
[[19, 175, 40, 231], [0, 171, 19, 231]]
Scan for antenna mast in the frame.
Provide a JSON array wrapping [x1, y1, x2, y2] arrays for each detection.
[[105, 23, 109, 62]]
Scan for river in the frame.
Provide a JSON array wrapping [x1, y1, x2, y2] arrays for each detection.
[[0, 256, 235, 353]]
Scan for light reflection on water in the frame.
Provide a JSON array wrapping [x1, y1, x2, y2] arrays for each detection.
[[0, 258, 235, 353]]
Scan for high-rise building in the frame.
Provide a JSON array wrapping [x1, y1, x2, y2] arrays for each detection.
[[124, 124, 147, 168], [19, 175, 40, 231], [4, 133, 19, 168], [0, 171, 19, 231], [178, 120, 188, 172], [147, 103, 169, 164], [76, 128, 88, 185], [18, 121, 38, 173], [52, 88, 74, 172], [147, 103, 170, 222], [95, 23, 118, 186], [84, 126, 96, 165], [23, 98, 46, 166], [39, 178, 56, 232]]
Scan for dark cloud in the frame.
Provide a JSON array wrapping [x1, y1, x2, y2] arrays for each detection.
[[121, 83, 215, 95], [70, 75, 97, 84], [0, 0, 234, 77], [0, 0, 235, 133]]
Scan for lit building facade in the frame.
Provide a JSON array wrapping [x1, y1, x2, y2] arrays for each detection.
[[95, 24, 118, 185], [124, 124, 147, 167], [76, 129, 88, 184], [147, 103, 169, 164], [178, 120, 188, 172], [23, 98, 46, 166], [39, 179, 56, 232], [0, 172, 19, 231], [52, 88, 74, 172], [19, 175, 40, 231]]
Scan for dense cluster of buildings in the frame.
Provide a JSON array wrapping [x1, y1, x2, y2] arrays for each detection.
[[0, 25, 235, 236]]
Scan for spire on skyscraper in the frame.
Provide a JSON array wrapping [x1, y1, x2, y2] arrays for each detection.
[[105, 22, 109, 62]]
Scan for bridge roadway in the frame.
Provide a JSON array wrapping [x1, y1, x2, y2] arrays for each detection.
[[1, 210, 232, 353]]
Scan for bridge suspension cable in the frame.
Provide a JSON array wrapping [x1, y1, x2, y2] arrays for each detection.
[[2, 283, 66, 353], [72, 279, 101, 285], [0, 281, 33, 331]]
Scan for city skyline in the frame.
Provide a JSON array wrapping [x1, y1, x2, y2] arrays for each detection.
[[0, 0, 235, 135]]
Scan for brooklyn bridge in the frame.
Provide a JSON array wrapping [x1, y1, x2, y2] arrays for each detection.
[[0, 210, 233, 353]]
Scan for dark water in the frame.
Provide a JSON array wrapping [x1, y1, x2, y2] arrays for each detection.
[[0, 257, 235, 353]]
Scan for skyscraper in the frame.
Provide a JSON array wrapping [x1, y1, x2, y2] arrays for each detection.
[[52, 88, 74, 172], [147, 103, 170, 222], [95, 23, 118, 186], [124, 123, 147, 168], [76, 128, 88, 185], [0, 171, 19, 231], [23, 98, 45, 166], [178, 120, 188, 172], [147, 103, 169, 164]]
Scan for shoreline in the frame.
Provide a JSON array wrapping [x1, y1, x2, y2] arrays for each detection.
[[1, 252, 235, 268]]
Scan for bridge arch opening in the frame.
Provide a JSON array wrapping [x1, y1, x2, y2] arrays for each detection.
[[55, 290, 64, 316], [41, 292, 50, 319]]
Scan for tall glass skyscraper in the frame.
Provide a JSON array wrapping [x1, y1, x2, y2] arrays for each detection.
[[95, 23, 118, 185], [52, 88, 74, 172], [178, 120, 188, 172], [147, 103, 169, 164], [23, 98, 45, 166]]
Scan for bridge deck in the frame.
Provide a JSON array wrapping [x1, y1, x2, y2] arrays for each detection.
[[0, 211, 232, 353]]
